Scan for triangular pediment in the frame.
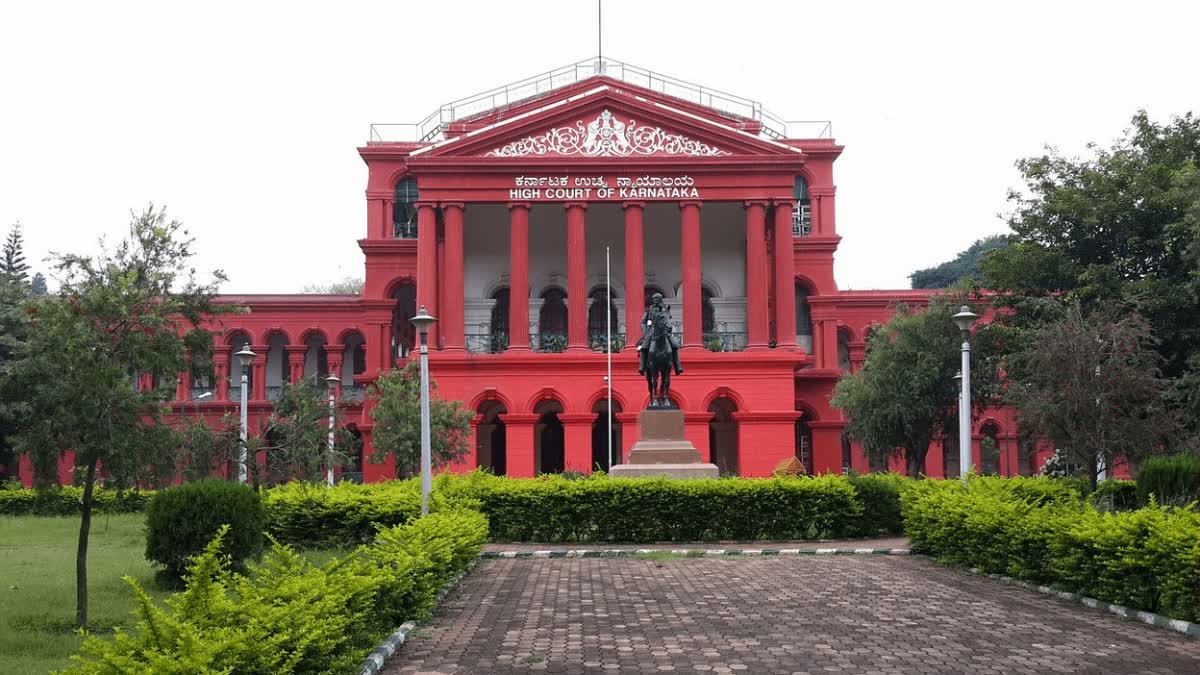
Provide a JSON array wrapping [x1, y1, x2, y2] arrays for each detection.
[[411, 84, 804, 161]]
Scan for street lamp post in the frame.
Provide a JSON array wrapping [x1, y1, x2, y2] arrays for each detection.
[[410, 305, 438, 516], [325, 372, 340, 487], [234, 345, 257, 484], [952, 306, 979, 484], [180, 390, 213, 420]]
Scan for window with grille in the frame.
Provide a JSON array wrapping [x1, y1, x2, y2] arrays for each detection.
[[793, 177, 812, 236], [393, 177, 419, 239]]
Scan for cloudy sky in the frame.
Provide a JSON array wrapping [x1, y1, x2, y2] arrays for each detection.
[[2, 1, 1196, 292]]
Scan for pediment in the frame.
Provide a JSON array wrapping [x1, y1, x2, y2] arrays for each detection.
[[412, 85, 804, 161]]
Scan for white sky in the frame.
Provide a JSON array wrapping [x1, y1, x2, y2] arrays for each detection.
[[2, 1, 1196, 293]]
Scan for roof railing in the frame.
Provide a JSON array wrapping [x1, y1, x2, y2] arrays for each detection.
[[368, 57, 832, 143]]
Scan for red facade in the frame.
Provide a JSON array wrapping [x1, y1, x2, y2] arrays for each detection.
[[18, 61, 1045, 485]]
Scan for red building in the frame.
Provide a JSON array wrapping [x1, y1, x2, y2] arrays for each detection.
[[19, 59, 1040, 486]]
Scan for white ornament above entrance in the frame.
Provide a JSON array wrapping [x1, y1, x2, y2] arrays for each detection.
[[486, 110, 731, 158]]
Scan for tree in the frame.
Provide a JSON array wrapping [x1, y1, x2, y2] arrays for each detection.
[[30, 272, 47, 296], [910, 235, 1009, 289], [0, 277, 29, 483], [980, 110, 1200, 391], [1004, 302, 1176, 491], [1, 222, 30, 285], [301, 276, 363, 295], [831, 291, 1006, 477], [176, 414, 241, 483], [254, 380, 352, 485], [5, 206, 229, 627], [368, 361, 472, 477]]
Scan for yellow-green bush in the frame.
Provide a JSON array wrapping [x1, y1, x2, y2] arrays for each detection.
[[263, 480, 424, 548], [0, 484, 153, 515]]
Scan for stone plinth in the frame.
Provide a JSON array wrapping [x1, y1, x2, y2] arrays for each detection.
[[609, 408, 719, 479]]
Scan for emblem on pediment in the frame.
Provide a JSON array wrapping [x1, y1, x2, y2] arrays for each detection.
[[486, 109, 730, 158]]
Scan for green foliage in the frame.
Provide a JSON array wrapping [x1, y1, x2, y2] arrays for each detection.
[[300, 276, 363, 295], [1088, 479, 1140, 512], [844, 472, 910, 536], [440, 472, 881, 543], [255, 381, 353, 486], [368, 361, 473, 478], [1, 221, 29, 285], [175, 414, 240, 483], [910, 235, 1009, 289], [263, 480, 424, 548], [144, 480, 265, 580], [64, 511, 488, 674], [1136, 453, 1200, 507], [0, 485, 153, 515], [902, 476, 1200, 622], [831, 290, 1009, 476]]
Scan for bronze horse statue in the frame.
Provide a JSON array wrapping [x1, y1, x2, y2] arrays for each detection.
[[643, 309, 675, 408]]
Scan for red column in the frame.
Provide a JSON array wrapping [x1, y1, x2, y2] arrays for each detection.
[[415, 201, 439, 349], [622, 201, 645, 350], [560, 413, 596, 474], [809, 421, 845, 475], [744, 200, 770, 349], [382, 199, 394, 239], [773, 199, 797, 348], [508, 202, 531, 351], [565, 202, 588, 351], [499, 413, 539, 477], [680, 201, 703, 348], [286, 346, 306, 383], [214, 354, 229, 401], [442, 202, 465, 351], [251, 346, 267, 401]]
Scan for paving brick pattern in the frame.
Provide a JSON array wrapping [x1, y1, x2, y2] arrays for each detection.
[[482, 537, 910, 553], [384, 556, 1200, 674]]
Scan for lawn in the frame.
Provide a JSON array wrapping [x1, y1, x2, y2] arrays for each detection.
[[0, 514, 348, 674]]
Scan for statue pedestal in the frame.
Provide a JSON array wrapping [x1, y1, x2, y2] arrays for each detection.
[[609, 409, 719, 479]]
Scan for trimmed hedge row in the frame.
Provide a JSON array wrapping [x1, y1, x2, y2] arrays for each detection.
[[0, 485, 153, 515], [263, 479, 429, 548], [903, 478, 1200, 622], [65, 509, 489, 674]]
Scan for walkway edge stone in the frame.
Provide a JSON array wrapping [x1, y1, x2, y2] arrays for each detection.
[[964, 566, 1200, 640], [358, 558, 480, 675], [480, 547, 912, 558]]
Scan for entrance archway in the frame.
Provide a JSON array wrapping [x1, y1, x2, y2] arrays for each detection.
[[391, 281, 417, 360], [534, 400, 564, 474], [477, 400, 508, 476], [794, 407, 814, 474], [708, 397, 738, 475], [591, 399, 623, 472]]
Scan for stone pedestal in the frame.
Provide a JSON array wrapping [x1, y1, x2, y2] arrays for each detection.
[[609, 408, 719, 479]]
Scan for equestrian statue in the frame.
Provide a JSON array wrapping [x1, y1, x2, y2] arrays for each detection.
[[637, 292, 684, 408]]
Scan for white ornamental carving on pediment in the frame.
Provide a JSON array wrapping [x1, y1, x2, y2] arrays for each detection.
[[486, 110, 731, 158]]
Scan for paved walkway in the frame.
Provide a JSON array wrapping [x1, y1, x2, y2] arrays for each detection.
[[482, 537, 910, 553], [385, 556, 1200, 674]]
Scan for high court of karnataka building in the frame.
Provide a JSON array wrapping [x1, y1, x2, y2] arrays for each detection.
[[46, 59, 1040, 483]]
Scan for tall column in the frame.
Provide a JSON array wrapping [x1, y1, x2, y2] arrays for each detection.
[[744, 200, 770, 349], [560, 413, 596, 474], [773, 199, 798, 348], [508, 202, 531, 351], [565, 202, 588, 351], [680, 200, 703, 349], [251, 346, 267, 401], [214, 354, 230, 401], [622, 201, 645, 349], [286, 346, 306, 383], [415, 201, 439, 349], [442, 202, 465, 351], [499, 413, 540, 477], [383, 199, 394, 239]]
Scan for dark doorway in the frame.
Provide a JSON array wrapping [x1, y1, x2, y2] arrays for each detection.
[[477, 401, 507, 476], [795, 415, 813, 474], [591, 400, 623, 471], [708, 398, 738, 475], [535, 401, 564, 474]]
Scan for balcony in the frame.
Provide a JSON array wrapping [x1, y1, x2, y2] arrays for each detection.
[[703, 332, 748, 352], [532, 332, 567, 353], [466, 333, 507, 354]]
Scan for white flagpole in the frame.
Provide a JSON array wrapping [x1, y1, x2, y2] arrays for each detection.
[[606, 245, 613, 471]]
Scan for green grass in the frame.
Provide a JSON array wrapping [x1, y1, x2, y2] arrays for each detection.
[[0, 514, 349, 674]]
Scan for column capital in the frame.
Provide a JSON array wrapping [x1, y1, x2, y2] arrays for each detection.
[[498, 413, 541, 424], [621, 200, 646, 210], [285, 345, 307, 355], [440, 201, 465, 211], [773, 197, 797, 208], [744, 199, 770, 209], [679, 200, 703, 210], [507, 201, 532, 211], [413, 200, 438, 210], [564, 201, 588, 211]]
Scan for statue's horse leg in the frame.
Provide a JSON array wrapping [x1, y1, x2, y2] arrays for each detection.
[[661, 369, 671, 407], [646, 369, 656, 404]]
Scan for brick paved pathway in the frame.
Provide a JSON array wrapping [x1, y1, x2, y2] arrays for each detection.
[[482, 537, 910, 553], [385, 556, 1200, 674]]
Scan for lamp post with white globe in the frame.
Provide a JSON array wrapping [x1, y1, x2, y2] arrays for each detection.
[[952, 306, 979, 483], [234, 345, 257, 484], [410, 305, 437, 515], [325, 372, 340, 487]]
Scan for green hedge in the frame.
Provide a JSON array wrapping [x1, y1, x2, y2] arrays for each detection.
[[1137, 453, 1200, 507], [902, 477, 1200, 622], [263, 480, 428, 548], [0, 485, 153, 515], [845, 472, 909, 536], [145, 480, 266, 579], [64, 509, 489, 674]]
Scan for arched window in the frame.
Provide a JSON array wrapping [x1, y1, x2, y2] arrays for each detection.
[[701, 287, 716, 333], [708, 397, 738, 476], [591, 399, 623, 472], [341, 332, 367, 400], [538, 288, 567, 353], [302, 333, 329, 384], [477, 401, 507, 476], [837, 328, 851, 371], [795, 284, 813, 351], [393, 177, 419, 239], [392, 282, 417, 359], [228, 333, 253, 397], [587, 287, 618, 350], [265, 332, 288, 401], [535, 399, 564, 474], [795, 416, 813, 474], [793, 176, 812, 236]]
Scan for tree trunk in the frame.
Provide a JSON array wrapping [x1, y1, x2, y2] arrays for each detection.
[[906, 447, 926, 478], [76, 457, 98, 628]]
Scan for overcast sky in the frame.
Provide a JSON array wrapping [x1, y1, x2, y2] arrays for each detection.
[[2, 1, 1196, 293]]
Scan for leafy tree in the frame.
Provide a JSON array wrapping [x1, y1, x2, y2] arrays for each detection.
[[5, 206, 229, 627], [368, 361, 472, 477], [30, 272, 47, 296], [1004, 302, 1177, 491], [831, 290, 1007, 477], [176, 414, 241, 483], [980, 110, 1200, 393], [301, 276, 363, 295], [254, 380, 352, 486], [0, 277, 29, 483], [1, 222, 29, 285], [910, 235, 1009, 289]]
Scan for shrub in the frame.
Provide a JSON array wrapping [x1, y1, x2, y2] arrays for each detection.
[[1088, 479, 1139, 512], [902, 477, 1200, 622], [65, 510, 488, 673], [0, 485, 153, 515], [145, 479, 265, 579], [263, 479, 424, 548], [1136, 453, 1200, 507], [845, 472, 910, 536]]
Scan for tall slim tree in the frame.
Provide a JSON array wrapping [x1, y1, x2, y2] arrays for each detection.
[[30, 272, 47, 296], [368, 361, 472, 477], [7, 206, 229, 627], [1, 222, 30, 285], [254, 380, 352, 486], [0, 277, 29, 482]]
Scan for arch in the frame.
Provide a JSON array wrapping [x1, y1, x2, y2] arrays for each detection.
[[224, 328, 254, 346], [671, 277, 723, 299], [976, 417, 1004, 436], [470, 387, 515, 413], [793, 274, 819, 295], [586, 286, 619, 349], [383, 275, 418, 301], [643, 284, 669, 301], [392, 176, 420, 239], [591, 397, 623, 472], [302, 331, 329, 384], [708, 396, 739, 476], [836, 323, 857, 343], [701, 386, 747, 412], [385, 168, 413, 191], [476, 399, 508, 476], [537, 287, 568, 351], [264, 331, 289, 400], [489, 287, 510, 349], [584, 387, 629, 413], [525, 387, 567, 414], [339, 331, 367, 391], [335, 327, 365, 345], [533, 398, 564, 474], [391, 280, 418, 360], [297, 328, 329, 346], [979, 419, 1002, 476], [261, 327, 291, 344], [481, 278, 514, 301], [795, 400, 820, 423], [837, 326, 851, 371]]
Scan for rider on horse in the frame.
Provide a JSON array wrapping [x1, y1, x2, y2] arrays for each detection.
[[637, 292, 684, 376]]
